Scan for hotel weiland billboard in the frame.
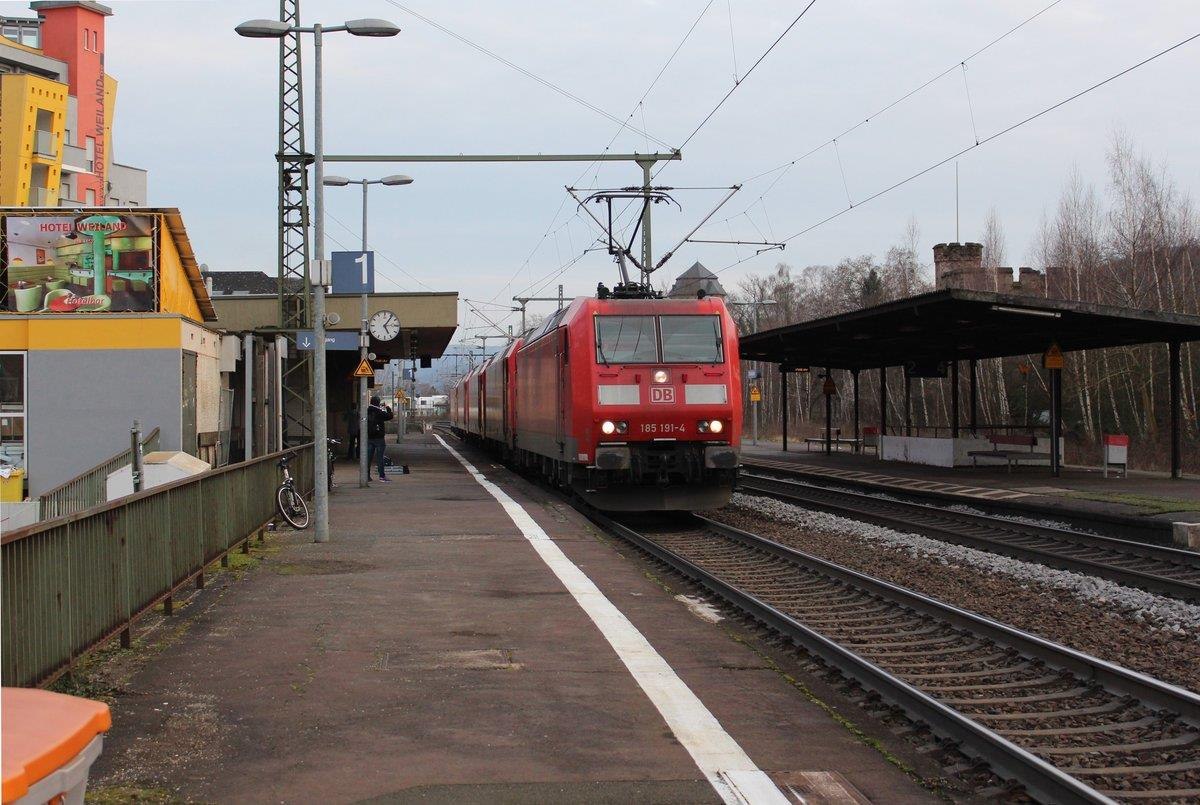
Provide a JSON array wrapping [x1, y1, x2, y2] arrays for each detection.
[[1, 212, 158, 313]]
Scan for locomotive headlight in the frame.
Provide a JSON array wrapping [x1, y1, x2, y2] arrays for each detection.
[[616, 421, 628, 433], [601, 420, 617, 435], [652, 370, 669, 384], [708, 419, 724, 434]]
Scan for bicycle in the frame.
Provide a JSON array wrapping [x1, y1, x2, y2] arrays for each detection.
[[276, 453, 310, 529]]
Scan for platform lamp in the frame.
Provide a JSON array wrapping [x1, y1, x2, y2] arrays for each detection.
[[323, 174, 414, 488], [236, 16, 401, 544]]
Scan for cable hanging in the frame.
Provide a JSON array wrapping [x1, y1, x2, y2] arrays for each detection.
[[712, 28, 1200, 276]]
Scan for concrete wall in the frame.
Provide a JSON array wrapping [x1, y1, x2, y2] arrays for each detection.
[[26, 347, 180, 495], [880, 434, 1065, 468], [182, 320, 222, 434], [107, 162, 147, 206]]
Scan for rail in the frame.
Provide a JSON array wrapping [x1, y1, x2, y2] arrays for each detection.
[[591, 511, 1200, 803], [37, 427, 162, 521], [2, 443, 314, 687]]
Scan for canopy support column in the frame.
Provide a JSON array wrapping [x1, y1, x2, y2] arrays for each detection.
[[1050, 367, 1062, 477], [904, 371, 912, 436], [1170, 341, 1182, 479], [824, 367, 832, 456], [852, 369, 860, 453], [950, 360, 960, 438], [969, 359, 978, 435], [781, 366, 789, 452], [879, 367, 887, 437]]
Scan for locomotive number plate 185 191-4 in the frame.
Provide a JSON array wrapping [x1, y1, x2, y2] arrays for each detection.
[[639, 422, 689, 435]]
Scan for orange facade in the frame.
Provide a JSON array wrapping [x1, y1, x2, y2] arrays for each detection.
[[36, 1, 110, 204]]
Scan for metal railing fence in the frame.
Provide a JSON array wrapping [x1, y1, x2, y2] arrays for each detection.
[[38, 427, 162, 521], [3, 443, 313, 687]]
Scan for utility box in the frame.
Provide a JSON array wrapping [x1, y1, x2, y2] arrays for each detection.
[[106, 451, 211, 500], [0, 466, 24, 502], [1103, 434, 1129, 478]]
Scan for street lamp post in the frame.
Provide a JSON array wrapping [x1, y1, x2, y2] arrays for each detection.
[[323, 174, 413, 487], [237, 16, 400, 543]]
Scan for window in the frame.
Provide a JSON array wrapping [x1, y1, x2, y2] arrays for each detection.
[[0, 353, 27, 474], [660, 315, 723, 363], [595, 316, 658, 364], [82, 27, 89, 50], [85, 188, 95, 205], [92, 30, 98, 51], [85, 136, 95, 171]]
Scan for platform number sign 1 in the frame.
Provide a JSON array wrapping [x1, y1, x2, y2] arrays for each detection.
[[331, 251, 375, 294]]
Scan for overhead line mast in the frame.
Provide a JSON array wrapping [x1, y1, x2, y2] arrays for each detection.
[[277, 0, 313, 445]]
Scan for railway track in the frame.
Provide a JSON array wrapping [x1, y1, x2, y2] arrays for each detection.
[[594, 512, 1200, 804], [736, 466, 1200, 603]]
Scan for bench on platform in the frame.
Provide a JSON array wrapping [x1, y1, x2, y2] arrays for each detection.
[[803, 429, 863, 452], [967, 434, 1050, 472]]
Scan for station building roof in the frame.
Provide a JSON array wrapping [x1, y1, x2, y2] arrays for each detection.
[[209, 290, 459, 362], [739, 289, 1200, 370]]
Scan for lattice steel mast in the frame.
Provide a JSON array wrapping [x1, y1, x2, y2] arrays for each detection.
[[277, 0, 313, 444]]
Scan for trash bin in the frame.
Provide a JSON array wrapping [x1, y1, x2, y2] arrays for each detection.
[[1, 688, 111, 805], [0, 467, 24, 502]]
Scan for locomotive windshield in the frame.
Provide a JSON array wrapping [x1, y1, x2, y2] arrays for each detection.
[[660, 315, 723, 363], [595, 316, 658, 364], [594, 314, 724, 364]]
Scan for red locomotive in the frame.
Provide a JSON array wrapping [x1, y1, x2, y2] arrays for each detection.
[[450, 295, 741, 510]]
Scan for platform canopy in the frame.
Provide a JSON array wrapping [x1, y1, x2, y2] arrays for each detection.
[[739, 289, 1200, 370]]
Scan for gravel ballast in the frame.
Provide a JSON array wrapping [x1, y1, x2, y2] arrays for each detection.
[[712, 493, 1200, 692]]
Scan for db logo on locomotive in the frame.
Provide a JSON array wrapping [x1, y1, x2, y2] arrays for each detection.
[[649, 386, 676, 404]]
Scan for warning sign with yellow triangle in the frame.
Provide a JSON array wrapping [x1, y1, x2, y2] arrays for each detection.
[[352, 358, 375, 378]]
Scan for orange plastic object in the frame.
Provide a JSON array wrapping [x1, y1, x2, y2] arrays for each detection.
[[1, 688, 111, 804]]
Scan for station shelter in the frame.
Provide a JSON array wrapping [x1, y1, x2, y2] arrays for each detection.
[[0, 207, 221, 510], [739, 289, 1200, 479], [207, 288, 458, 450]]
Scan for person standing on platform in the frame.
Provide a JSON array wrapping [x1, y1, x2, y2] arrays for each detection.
[[367, 395, 394, 482]]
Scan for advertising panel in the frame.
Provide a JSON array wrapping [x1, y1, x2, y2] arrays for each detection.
[[2, 212, 158, 313]]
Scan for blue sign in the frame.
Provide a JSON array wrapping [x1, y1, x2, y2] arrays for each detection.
[[296, 330, 359, 351], [331, 251, 374, 294]]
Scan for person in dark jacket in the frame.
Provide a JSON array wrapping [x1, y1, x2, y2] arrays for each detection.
[[367, 395, 394, 481]]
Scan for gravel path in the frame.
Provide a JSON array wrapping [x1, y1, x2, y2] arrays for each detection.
[[711, 493, 1200, 693]]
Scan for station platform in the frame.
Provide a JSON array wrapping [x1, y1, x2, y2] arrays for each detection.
[[742, 441, 1200, 527], [88, 433, 936, 804]]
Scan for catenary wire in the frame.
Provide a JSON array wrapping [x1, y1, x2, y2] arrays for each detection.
[[383, 0, 674, 150], [324, 211, 438, 291], [714, 30, 1200, 275], [487, 0, 718, 306], [709, 0, 1068, 231]]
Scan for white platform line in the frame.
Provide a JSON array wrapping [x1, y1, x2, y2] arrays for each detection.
[[435, 436, 787, 805]]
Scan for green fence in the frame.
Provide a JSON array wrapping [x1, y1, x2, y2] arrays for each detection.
[[2, 444, 314, 687], [38, 427, 162, 521]]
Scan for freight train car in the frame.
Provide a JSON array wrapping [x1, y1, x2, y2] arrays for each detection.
[[452, 294, 741, 511]]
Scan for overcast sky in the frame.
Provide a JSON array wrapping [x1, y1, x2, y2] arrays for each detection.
[[9, 0, 1198, 340]]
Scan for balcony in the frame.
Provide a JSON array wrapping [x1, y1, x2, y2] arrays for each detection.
[[32, 129, 57, 159], [60, 143, 90, 174], [27, 187, 53, 206]]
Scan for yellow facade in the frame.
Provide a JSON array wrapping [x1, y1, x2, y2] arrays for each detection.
[[158, 219, 203, 322], [0, 72, 68, 207], [0, 315, 184, 350]]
